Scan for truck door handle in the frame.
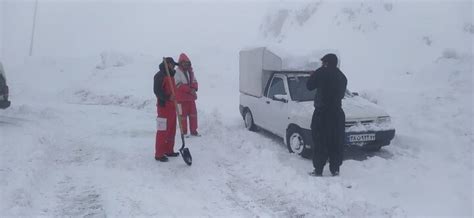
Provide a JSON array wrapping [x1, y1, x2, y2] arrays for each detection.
[[266, 101, 270, 104]]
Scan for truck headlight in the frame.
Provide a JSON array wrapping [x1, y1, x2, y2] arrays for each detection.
[[377, 116, 391, 124]]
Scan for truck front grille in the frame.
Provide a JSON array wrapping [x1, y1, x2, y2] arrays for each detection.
[[345, 120, 374, 128]]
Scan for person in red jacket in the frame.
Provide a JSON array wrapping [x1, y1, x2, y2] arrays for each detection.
[[175, 53, 199, 137], [153, 57, 180, 162]]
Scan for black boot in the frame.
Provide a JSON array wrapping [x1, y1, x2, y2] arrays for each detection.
[[165, 152, 180, 157], [330, 166, 340, 176], [309, 169, 323, 177], [155, 156, 169, 162]]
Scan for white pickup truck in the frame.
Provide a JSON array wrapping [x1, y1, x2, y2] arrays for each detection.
[[239, 47, 395, 157]]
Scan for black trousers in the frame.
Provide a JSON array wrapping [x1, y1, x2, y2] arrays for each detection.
[[311, 108, 345, 173]]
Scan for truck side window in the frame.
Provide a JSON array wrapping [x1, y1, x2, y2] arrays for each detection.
[[267, 77, 286, 98]]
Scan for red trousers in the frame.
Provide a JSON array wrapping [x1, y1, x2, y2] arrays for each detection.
[[178, 101, 198, 135], [155, 102, 176, 158]]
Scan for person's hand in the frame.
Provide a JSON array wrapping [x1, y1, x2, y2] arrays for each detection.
[[190, 90, 197, 98], [169, 95, 176, 101]]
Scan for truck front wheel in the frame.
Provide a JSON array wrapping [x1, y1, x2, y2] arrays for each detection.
[[286, 126, 311, 157]]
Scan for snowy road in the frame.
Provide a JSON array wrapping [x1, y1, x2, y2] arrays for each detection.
[[0, 100, 387, 217], [0, 55, 472, 217]]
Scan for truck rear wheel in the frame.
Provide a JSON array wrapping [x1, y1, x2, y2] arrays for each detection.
[[286, 126, 310, 157], [243, 109, 257, 131]]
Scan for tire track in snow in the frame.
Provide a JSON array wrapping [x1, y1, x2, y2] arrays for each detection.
[[223, 168, 309, 217], [198, 114, 399, 217], [55, 176, 105, 218], [50, 135, 107, 217], [200, 128, 314, 217], [38, 115, 108, 218], [0, 114, 64, 216], [218, 158, 349, 218]]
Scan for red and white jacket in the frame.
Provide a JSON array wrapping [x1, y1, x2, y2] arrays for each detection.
[[175, 54, 198, 102]]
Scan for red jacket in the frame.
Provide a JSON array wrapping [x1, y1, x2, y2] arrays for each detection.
[[175, 53, 198, 102]]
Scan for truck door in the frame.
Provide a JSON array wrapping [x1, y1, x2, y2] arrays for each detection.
[[263, 75, 290, 136]]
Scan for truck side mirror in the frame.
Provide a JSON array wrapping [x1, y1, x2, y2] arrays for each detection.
[[273, 94, 289, 103]]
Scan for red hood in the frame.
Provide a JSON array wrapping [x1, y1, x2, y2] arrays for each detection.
[[178, 53, 193, 73], [179, 53, 190, 63]]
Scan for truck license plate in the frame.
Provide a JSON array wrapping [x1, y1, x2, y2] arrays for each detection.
[[349, 134, 376, 142]]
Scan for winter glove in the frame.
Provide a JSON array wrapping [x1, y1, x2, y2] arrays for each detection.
[[191, 82, 198, 91]]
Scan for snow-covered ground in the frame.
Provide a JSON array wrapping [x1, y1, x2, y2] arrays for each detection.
[[1, 0, 473, 217]]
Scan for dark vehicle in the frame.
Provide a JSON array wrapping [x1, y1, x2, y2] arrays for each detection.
[[0, 62, 11, 109]]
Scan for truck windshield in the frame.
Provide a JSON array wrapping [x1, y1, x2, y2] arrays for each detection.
[[287, 76, 316, 102]]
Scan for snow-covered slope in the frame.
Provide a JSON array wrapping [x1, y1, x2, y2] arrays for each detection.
[[1, 0, 472, 217], [260, 0, 473, 89], [260, 0, 473, 216]]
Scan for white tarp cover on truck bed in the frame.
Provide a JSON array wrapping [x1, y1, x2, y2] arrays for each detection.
[[239, 47, 282, 97]]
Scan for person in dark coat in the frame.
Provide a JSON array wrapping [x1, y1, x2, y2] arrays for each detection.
[[153, 57, 180, 162], [307, 53, 347, 176]]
